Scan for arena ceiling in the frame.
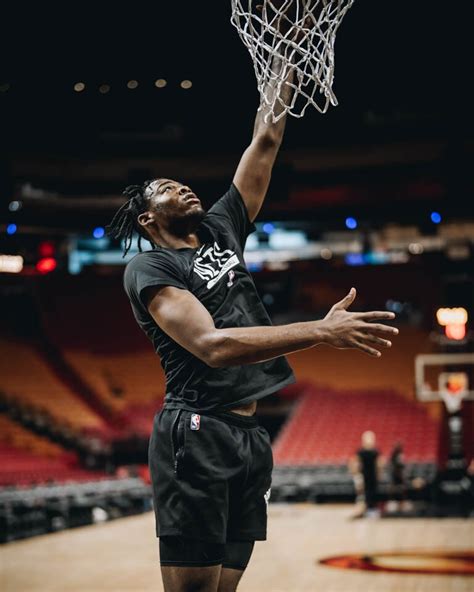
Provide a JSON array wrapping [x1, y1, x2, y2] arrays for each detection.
[[2, 2, 467, 153], [1, 1, 472, 229]]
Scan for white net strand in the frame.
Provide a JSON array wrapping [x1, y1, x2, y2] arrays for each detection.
[[231, 0, 355, 122]]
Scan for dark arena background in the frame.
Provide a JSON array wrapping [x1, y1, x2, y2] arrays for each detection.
[[1, 2, 473, 591]]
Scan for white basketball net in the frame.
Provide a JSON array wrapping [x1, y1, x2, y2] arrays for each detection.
[[231, 0, 355, 122], [441, 390, 466, 414], [439, 372, 468, 414]]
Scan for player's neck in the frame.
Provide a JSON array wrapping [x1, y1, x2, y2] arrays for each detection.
[[150, 216, 205, 251], [154, 232, 202, 251]]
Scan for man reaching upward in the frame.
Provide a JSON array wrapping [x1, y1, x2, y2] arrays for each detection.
[[107, 53, 398, 592]]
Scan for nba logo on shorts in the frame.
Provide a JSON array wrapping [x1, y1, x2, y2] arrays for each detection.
[[190, 414, 201, 430]]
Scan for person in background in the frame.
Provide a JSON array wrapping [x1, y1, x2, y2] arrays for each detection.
[[387, 441, 408, 511], [350, 431, 383, 517]]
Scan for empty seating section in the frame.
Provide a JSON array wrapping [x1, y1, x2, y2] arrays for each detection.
[[0, 417, 104, 488], [63, 350, 165, 412], [273, 386, 439, 465], [120, 400, 164, 434], [0, 338, 105, 431], [0, 446, 107, 487], [0, 415, 64, 458], [287, 327, 434, 400], [37, 275, 148, 353], [38, 275, 166, 413]]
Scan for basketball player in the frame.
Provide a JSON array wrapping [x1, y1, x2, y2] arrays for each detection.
[[355, 430, 383, 517], [106, 55, 398, 592]]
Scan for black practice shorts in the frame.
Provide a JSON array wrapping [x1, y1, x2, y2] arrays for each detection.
[[148, 407, 273, 544]]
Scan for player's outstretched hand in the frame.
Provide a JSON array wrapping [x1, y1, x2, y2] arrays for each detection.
[[320, 288, 399, 357]]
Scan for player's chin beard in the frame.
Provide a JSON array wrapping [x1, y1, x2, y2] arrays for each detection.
[[168, 208, 206, 237]]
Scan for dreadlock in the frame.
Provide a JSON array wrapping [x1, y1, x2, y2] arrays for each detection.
[[106, 180, 157, 257]]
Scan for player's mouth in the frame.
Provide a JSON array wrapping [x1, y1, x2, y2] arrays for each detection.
[[183, 193, 200, 204]]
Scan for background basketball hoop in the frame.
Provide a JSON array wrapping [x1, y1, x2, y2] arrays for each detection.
[[415, 354, 474, 405], [438, 372, 468, 414], [416, 354, 474, 467]]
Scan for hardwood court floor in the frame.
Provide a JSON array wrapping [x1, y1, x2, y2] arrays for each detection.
[[2, 504, 473, 592]]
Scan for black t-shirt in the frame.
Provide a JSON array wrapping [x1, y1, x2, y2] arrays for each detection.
[[123, 183, 296, 411]]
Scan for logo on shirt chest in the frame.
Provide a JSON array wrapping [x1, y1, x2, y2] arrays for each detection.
[[193, 241, 239, 290]]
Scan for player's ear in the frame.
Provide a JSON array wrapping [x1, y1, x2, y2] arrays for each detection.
[[138, 211, 155, 229]]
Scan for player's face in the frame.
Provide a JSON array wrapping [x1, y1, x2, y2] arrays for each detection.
[[146, 178, 204, 219]]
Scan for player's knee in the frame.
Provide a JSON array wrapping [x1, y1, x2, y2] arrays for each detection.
[[161, 565, 221, 592], [222, 541, 255, 572], [217, 569, 244, 592], [159, 536, 224, 591]]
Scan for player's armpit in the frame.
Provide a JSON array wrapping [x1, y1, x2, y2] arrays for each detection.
[[145, 285, 219, 367]]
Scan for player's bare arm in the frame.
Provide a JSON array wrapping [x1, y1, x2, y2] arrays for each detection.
[[146, 285, 398, 367], [232, 2, 315, 222], [233, 58, 294, 222]]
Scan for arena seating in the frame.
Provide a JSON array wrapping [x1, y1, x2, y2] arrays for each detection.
[[36, 274, 147, 353], [0, 413, 108, 488], [286, 327, 435, 403], [0, 444, 108, 487], [0, 337, 107, 432], [63, 350, 165, 413], [273, 385, 439, 465], [118, 400, 163, 434], [270, 383, 439, 503], [0, 414, 65, 458], [36, 274, 165, 422]]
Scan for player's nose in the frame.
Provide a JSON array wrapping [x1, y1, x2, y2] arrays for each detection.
[[178, 185, 191, 196]]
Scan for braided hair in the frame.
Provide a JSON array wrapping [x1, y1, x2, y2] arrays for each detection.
[[106, 180, 157, 257]]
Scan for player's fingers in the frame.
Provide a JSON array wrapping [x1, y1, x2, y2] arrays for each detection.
[[355, 332, 392, 348], [357, 311, 396, 321], [362, 323, 399, 336], [352, 340, 381, 358]]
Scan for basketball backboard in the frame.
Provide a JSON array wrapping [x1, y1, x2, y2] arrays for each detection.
[[415, 353, 474, 410]]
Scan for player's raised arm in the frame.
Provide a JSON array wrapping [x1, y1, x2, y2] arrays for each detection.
[[233, 56, 294, 223]]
